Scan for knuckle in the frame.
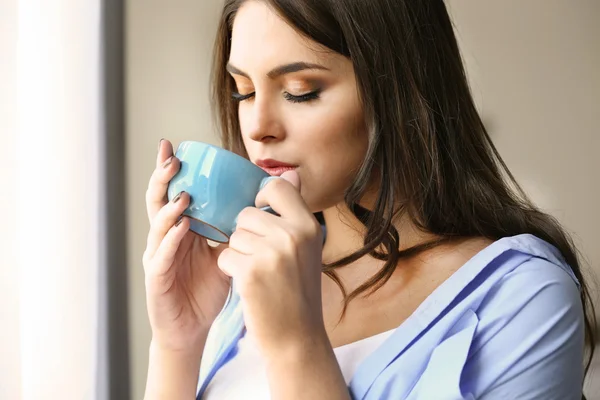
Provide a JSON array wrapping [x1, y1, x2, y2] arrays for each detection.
[[144, 186, 154, 203], [151, 166, 165, 182], [155, 169, 169, 184], [280, 223, 318, 251], [142, 250, 151, 266], [281, 230, 297, 250], [149, 212, 162, 231], [260, 239, 284, 270], [236, 276, 253, 298], [264, 245, 285, 267], [307, 220, 322, 238], [236, 207, 255, 225], [148, 216, 157, 231], [150, 210, 170, 232], [217, 248, 231, 268], [146, 181, 163, 201], [236, 208, 248, 223], [269, 177, 288, 192], [272, 177, 287, 188], [288, 224, 309, 244], [228, 231, 241, 248], [245, 263, 263, 283], [162, 238, 176, 255]]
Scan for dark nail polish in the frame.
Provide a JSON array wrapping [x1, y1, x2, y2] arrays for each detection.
[[175, 216, 184, 227], [162, 156, 173, 168], [173, 191, 183, 203], [158, 138, 164, 151]]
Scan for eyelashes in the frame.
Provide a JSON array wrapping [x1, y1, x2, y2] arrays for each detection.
[[231, 92, 255, 102], [283, 90, 320, 103], [231, 89, 321, 104]]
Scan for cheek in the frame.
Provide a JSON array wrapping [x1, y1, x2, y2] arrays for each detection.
[[298, 108, 368, 210], [306, 98, 367, 168]]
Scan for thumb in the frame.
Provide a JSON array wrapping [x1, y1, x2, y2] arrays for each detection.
[[280, 169, 301, 190]]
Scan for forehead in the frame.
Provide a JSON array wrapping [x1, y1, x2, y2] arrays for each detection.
[[229, 1, 335, 72]]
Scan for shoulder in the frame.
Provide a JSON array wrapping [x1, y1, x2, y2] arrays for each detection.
[[474, 251, 584, 352], [475, 234, 582, 327], [464, 234, 585, 398]]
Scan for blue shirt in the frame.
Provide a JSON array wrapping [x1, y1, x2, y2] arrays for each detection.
[[196, 234, 584, 399]]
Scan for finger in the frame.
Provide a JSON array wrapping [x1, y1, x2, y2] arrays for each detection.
[[280, 169, 301, 190], [150, 216, 190, 277], [146, 138, 175, 222], [146, 191, 190, 258], [146, 155, 181, 222], [235, 206, 283, 237], [228, 228, 262, 255], [156, 139, 174, 167], [255, 177, 310, 222], [217, 247, 247, 278]]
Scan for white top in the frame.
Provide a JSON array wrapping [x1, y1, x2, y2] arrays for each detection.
[[202, 328, 395, 399]]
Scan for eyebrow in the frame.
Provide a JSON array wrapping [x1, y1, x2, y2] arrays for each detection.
[[226, 61, 329, 79]]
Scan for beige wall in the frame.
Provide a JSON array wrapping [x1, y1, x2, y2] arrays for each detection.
[[448, 0, 599, 273], [125, 1, 223, 399], [126, 1, 600, 399], [446, 2, 600, 393]]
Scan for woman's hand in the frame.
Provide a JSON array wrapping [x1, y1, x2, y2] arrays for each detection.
[[217, 170, 327, 360], [143, 139, 231, 353]]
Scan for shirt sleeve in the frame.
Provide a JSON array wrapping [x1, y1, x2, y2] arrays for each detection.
[[462, 256, 585, 400]]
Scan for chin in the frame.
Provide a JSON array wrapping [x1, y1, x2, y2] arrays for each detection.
[[304, 193, 344, 215], [300, 193, 323, 214]]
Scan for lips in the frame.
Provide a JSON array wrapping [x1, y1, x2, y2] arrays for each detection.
[[255, 159, 298, 176]]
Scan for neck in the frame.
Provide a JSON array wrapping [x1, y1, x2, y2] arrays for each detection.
[[321, 204, 365, 264], [321, 203, 436, 265], [319, 202, 441, 305]]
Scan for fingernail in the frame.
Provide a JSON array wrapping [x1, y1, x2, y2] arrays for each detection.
[[175, 216, 184, 227], [162, 156, 173, 168], [172, 191, 183, 203], [158, 138, 164, 151]]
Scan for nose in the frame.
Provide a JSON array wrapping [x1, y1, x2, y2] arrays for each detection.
[[243, 95, 285, 143]]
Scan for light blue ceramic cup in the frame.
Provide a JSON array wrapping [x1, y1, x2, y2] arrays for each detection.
[[167, 141, 276, 243]]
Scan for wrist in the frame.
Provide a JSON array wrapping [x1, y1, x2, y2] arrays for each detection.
[[145, 340, 205, 400], [149, 339, 204, 362], [150, 326, 210, 355], [264, 330, 350, 400], [264, 328, 333, 371]]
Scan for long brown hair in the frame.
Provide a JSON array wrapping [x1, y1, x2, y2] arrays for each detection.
[[211, 0, 596, 376]]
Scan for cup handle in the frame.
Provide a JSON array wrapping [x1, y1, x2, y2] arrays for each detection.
[[259, 205, 277, 215], [232, 205, 279, 232]]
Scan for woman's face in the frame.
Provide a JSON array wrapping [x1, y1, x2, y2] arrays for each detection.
[[228, 1, 368, 212]]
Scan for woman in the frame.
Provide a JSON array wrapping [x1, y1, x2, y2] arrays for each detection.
[[143, 0, 596, 399]]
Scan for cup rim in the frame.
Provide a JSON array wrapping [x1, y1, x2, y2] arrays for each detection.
[[186, 214, 230, 243], [179, 140, 267, 176]]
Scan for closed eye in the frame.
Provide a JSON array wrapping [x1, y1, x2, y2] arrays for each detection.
[[284, 90, 321, 103], [231, 90, 321, 103], [232, 91, 255, 101]]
